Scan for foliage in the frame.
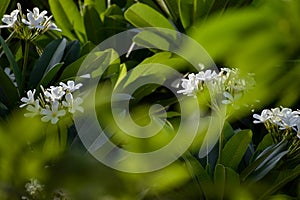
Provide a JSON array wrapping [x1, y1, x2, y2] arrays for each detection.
[[0, 0, 299, 199]]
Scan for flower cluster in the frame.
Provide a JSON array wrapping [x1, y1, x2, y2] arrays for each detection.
[[253, 107, 300, 157], [22, 178, 69, 200], [23, 178, 43, 198], [20, 80, 84, 124], [0, 3, 61, 41], [253, 107, 300, 139], [177, 67, 255, 107]]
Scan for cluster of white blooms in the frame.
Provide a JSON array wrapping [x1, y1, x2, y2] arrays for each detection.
[[253, 107, 300, 139], [24, 179, 43, 197], [253, 107, 300, 157], [0, 3, 61, 40], [20, 80, 84, 124], [22, 179, 68, 200], [177, 67, 255, 106]]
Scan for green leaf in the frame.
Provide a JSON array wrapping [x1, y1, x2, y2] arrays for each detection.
[[84, 5, 104, 44], [124, 3, 175, 29], [114, 63, 127, 88], [49, 0, 86, 42], [80, 41, 97, 56], [214, 165, 241, 199], [260, 165, 300, 199], [0, 35, 21, 93], [249, 150, 289, 182], [101, 5, 127, 38], [214, 164, 226, 200], [224, 167, 240, 194], [155, 0, 179, 21], [133, 30, 178, 50], [62, 40, 81, 67], [29, 39, 66, 88], [45, 39, 67, 73], [222, 121, 235, 143], [0, 68, 18, 108], [69, 49, 119, 82], [0, 0, 10, 19], [240, 140, 288, 182], [0, 101, 7, 111], [101, 56, 121, 86], [116, 59, 180, 103], [178, 0, 215, 29], [139, 51, 190, 71], [255, 133, 273, 153], [58, 55, 87, 81], [84, 0, 107, 14], [182, 152, 214, 199], [221, 129, 252, 170], [38, 63, 64, 89]]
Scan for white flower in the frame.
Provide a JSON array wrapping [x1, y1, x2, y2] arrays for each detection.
[[44, 16, 61, 32], [48, 21, 61, 32], [269, 107, 282, 124], [44, 86, 65, 101], [62, 93, 84, 113], [20, 89, 36, 108], [25, 179, 43, 196], [196, 70, 217, 82], [253, 109, 272, 124], [59, 80, 82, 92], [4, 67, 17, 86], [22, 7, 47, 29], [277, 107, 298, 130], [40, 101, 66, 124], [177, 73, 199, 96], [24, 100, 40, 117], [0, 10, 19, 28]]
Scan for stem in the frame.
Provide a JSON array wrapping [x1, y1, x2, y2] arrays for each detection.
[[217, 123, 223, 164], [216, 105, 227, 164], [21, 41, 30, 91], [0, 31, 16, 58]]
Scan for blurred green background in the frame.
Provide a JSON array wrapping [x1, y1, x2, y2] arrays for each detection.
[[0, 0, 299, 199]]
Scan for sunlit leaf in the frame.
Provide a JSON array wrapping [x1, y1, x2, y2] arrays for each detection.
[[125, 3, 175, 30], [0, 0, 10, 19], [49, 0, 86, 42]]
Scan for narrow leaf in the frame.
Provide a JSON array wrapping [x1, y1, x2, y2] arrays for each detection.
[[0, 68, 18, 107], [249, 150, 289, 182], [0, 0, 10, 19], [38, 63, 64, 89], [182, 152, 214, 199], [214, 164, 226, 200], [62, 40, 81, 67], [124, 3, 175, 30], [221, 129, 252, 170], [0, 35, 21, 92], [240, 140, 287, 182], [29, 39, 66, 88], [59, 55, 87, 81], [45, 38, 67, 73], [260, 165, 300, 199], [84, 5, 104, 44]]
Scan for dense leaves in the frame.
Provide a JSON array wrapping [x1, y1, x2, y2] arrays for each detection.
[[0, 0, 299, 199]]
